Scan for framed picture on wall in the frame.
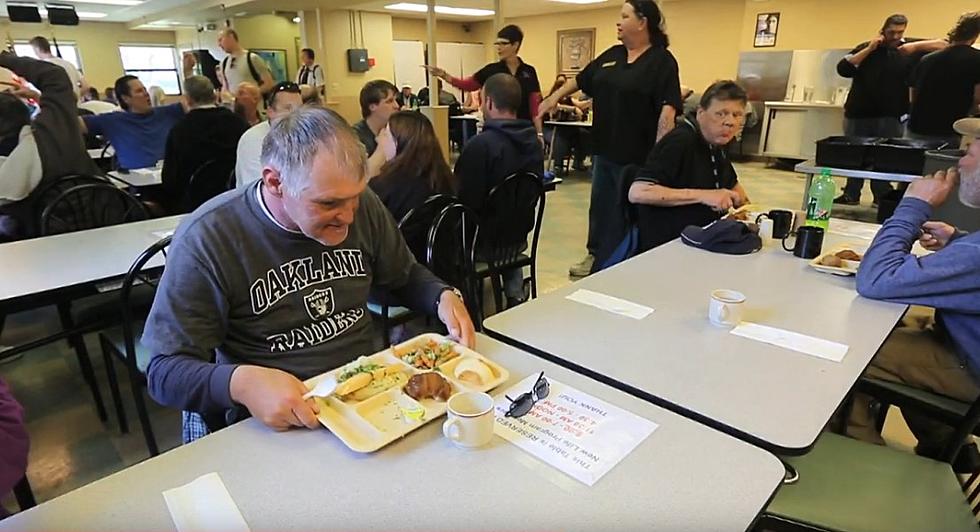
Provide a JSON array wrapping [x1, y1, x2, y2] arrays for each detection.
[[754, 13, 780, 47], [253, 49, 288, 82], [557, 28, 595, 76]]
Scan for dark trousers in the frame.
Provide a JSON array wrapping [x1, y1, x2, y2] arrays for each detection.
[[586, 156, 626, 256], [842, 117, 903, 201]]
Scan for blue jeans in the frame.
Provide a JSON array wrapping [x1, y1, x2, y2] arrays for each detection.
[[586, 156, 626, 255], [842, 117, 903, 201]]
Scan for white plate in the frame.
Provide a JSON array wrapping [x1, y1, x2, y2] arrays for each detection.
[[809, 248, 863, 277], [305, 333, 509, 453]]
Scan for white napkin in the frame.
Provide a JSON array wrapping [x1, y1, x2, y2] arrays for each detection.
[[731, 322, 849, 362], [565, 289, 654, 320], [162, 472, 250, 532]]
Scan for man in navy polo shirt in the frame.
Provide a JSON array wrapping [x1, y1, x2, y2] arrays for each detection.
[[81, 75, 185, 170]]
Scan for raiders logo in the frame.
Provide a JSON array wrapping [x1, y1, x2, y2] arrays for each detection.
[[303, 287, 335, 320]]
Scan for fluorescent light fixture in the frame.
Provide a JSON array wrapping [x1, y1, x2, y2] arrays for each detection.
[[292, 16, 300, 22], [60, 0, 143, 5], [384, 3, 494, 16], [234, 11, 247, 16], [548, 0, 606, 3], [37, 7, 107, 18]]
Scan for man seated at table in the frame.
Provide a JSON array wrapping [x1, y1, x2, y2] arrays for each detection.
[[627, 80, 751, 252], [0, 52, 98, 241], [353, 80, 399, 157], [143, 106, 475, 433], [234, 81, 303, 188], [160, 75, 248, 214], [850, 118, 980, 470], [454, 73, 544, 308], [80, 75, 185, 170]]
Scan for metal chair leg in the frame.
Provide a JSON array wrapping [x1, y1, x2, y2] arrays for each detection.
[[127, 367, 159, 456], [99, 335, 129, 434], [13, 475, 35, 510], [56, 302, 107, 422]]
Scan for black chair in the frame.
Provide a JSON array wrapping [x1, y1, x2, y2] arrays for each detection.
[[179, 158, 236, 213], [473, 172, 546, 313], [13, 475, 36, 512], [762, 391, 980, 531], [98, 236, 171, 457], [427, 203, 481, 328], [39, 182, 147, 236], [368, 194, 456, 344]]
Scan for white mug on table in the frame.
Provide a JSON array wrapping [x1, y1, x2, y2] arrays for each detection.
[[443, 392, 495, 448], [709, 289, 746, 328]]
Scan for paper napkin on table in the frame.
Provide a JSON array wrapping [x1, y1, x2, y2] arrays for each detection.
[[731, 322, 849, 362], [565, 289, 654, 320], [162, 472, 250, 532]]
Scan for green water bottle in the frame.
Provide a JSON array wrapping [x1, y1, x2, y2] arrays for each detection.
[[805, 168, 835, 230]]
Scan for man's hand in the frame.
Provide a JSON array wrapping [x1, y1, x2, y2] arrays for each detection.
[[868, 34, 884, 51], [182, 52, 196, 74], [906, 167, 959, 208], [536, 95, 558, 122], [919, 221, 957, 251], [701, 189, 741, 211], [422, 65, 448, 81], [437, 289, 475, 349], [229, 366, 320, 431]]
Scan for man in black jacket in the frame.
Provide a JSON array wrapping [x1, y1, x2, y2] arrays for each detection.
[[160, 75, 248, 213], [0, 52, 98, 240], [454, 73, 544, 307], [834, 14, 945, 206]]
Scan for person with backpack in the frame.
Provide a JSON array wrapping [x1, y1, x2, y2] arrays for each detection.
[[217, 28, 275, 96]]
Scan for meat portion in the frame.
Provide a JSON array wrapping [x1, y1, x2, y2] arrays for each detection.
[[835, 249, 862, 261], [404, 372, 452, 402]]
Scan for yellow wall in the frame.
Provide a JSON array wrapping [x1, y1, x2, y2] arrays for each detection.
[[738, 0, 977, 51], [664, 0, 744, 91], [233, 14, 302, 81], [391, 17, 493, 44], [1, 21, 175, 90]]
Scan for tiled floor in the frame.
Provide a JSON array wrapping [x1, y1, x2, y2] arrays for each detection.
[[0, 160, 913, 512]]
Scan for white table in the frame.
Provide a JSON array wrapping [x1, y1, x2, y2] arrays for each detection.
[[485, 220, 908, 455], [450, 114, 479, 144], [108, 168, 163, 188], [544, 120, 592, 128], [1, 335, 783, 531], [0, 216, 182, 309], [794, 160, 920, 209], [87, 146, 114, 160]]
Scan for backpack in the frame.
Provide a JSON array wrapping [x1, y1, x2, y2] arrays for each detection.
[[221, 51, 262, 86]]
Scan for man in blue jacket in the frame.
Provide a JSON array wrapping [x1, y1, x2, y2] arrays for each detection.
[[849, 118, 980, 469]]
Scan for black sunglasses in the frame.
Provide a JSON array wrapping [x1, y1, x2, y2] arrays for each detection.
[[504, 372, 550, 418], [266, 82, 301, 105]]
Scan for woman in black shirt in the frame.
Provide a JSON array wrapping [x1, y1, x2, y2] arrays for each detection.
[[369, 111, 456, 222], [539, 0, 681, 276]]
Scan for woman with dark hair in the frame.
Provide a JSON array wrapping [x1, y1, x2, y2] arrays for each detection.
[[542, 74, 589, 175], [369, 111, 456, 221], [423, 24, 543, 135], [539, 0, 682, 276]]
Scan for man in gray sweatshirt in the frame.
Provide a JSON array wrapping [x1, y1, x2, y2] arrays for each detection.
[[142, 107, 474, 432]]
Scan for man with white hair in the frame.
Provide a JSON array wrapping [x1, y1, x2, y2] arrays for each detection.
[[849, 117, 980, 471], [143, 106, 475, 433]]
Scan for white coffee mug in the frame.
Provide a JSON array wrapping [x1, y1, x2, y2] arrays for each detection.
[[442, 391, 495, 448], [709, 289, 746, 327], [759, 219, 775, 242]]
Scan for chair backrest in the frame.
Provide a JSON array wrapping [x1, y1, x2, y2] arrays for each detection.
[[427, 203, 481, 326], [118, 236, 172, 370], [39, 182, 148, 236], [397, 194, 457, 264], [181, 158, 236, 213], [476, 172, 545, 269]]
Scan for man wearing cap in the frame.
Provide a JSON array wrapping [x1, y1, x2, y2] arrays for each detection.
[[396, 84, 417, 110], [625, 80, 751, 256], [849, 117, 980, 472]]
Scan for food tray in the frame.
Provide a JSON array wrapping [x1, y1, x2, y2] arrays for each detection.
[[305, 333, 510, 453], [808, 247, 864, 277]]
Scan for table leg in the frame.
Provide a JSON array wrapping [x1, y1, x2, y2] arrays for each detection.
[[801, 173, 814, 210]]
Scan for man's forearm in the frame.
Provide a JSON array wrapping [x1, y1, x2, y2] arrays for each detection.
[[145, 353, 238, 414], [629, 182, 704, 207], [656, 104, 676, 142], [847, 46, 874, 67], [390, 263, 450, 316]]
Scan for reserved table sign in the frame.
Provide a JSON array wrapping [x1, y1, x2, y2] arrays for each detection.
[[494, 375, 657, 486]]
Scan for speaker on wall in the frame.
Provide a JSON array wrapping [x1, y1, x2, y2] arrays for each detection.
[[46, 4, 80, 26], [6, 4, 43, 23]]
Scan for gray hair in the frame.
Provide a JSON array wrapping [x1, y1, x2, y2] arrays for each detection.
[[260, 106, 367, 197], [184, 75, 216, 107]]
